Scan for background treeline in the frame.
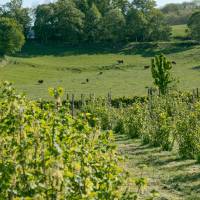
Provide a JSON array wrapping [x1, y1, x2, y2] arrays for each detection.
[[0, 0, 200, 53], [0, 0, 172, 44], [34, 0, 172, 43], [161, 0, 200, 25]]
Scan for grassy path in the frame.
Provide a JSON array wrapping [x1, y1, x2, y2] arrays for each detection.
[[116, 135, 200, 200]]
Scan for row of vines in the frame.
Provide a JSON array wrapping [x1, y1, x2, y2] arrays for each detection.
[[83, 91, 200, 161], [0, 81, 138, 199]]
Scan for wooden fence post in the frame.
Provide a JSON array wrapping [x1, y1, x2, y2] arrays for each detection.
[[71, 94, 75, 118], [81, 94, 85, 107], [66, 93, 69, 101], [108, 91, 112, 106], [192, 89, 196, 103], [89, 93, 92, 102]]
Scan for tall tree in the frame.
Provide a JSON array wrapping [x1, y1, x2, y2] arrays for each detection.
[[85, 3, 102, 42], [1, 0, 31, 38], [131, 0, 156, 13], [0, 17, 25, 56], [188, 11, 200, 41], [126, 7, 148, 41], [151, 54, 174, 95], [99, 8, 126, 42], [112, 0, 130, 14], [34, 4, 56, 42], [55, 0, 85, 42], [147, 10, 172, 41]]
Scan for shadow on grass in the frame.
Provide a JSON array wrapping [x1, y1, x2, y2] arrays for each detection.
[[168, 172, 200, 184], [14, 40, 200, 58], [166, 172, 200, 196], [121, 41, 199, 57]]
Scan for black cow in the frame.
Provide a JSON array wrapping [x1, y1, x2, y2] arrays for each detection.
[[172, 61, 177, 65], [117, 60, 124, 64], [38, 80, 44, 84], [144, 65, 150, 69]]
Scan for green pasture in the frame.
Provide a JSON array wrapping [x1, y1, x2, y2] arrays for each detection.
[[172, 24, 188, 40], [1, 40, 200, 99]]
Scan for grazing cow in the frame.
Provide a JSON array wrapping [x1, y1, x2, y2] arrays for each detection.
[[86, 78, 89, 83], [117, 60, 124, 64], [172, 61, 177, 65], [38, 80, 44, 84], [144, 65, 150, 69]]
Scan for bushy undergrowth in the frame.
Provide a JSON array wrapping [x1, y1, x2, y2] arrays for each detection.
[[0, 82, 132, 199], [84, 91, 200, 160]]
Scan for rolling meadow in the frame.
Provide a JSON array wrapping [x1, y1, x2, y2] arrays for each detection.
[[1, 25, 200, 99]]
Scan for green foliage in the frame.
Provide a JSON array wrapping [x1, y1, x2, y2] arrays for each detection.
[[147, 10, 172, 41], [34, 0, 85, 42], [32, 0, 171, 43], [0, 17, 25, 55], [161, 1, 200, 25], [0, 0, 31, 37], [121, 92, 200, 156], [85, 3, 102, 42], [176, 101, 200, 158], [82, 98, 113, 130], [100, 8, 126, 42], [82, 88, 200, 160], [142, 95, 177, 150], [188, 11, 200, 41], [151, 54, 174, 95], [0, 82, 130, 199]]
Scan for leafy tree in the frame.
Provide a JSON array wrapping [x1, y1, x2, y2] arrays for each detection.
[[34, 0, 84, 43], [131, 0, 156, 13], [85, 3, 102, 42], [125, 7, 148, 41], [0, 17, 25, 56], [147, 10, 172, 41], [188, 11, 200, 41], [34, 4, 56, 42], [91, 0, 112, 15], [161, 1, 200, 25], [0, 0, 31, 38], [74, 0, 89, 14], [112, 0, 130, 14], [151, 54, 174, 95], [99, 8, 126, 42], [55, 0, 85, 42], [126, 4, 171, 42], [33, 0, 171, 43]]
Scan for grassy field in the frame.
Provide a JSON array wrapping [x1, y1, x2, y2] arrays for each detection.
[[172, 24, 188, 40], [0, 38, 200, 99], [117, 135, 200, 200]]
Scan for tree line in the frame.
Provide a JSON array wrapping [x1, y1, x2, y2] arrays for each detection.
[[0, 0, 171, 44], [33, 0, 172, 43], [161, 0, 200, 25], [0, 0, 200, 55]]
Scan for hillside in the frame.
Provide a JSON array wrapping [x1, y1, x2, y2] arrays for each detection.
[[0, 40, 200, 99]]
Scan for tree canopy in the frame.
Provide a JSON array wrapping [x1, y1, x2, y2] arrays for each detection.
[[188, 11, 200, 41], [161, 0, 200, 25], [0, 0, 31, 38], [0, 17, 25, 55], [33, 0, 171, 43], [0, 0, 173, 46]]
